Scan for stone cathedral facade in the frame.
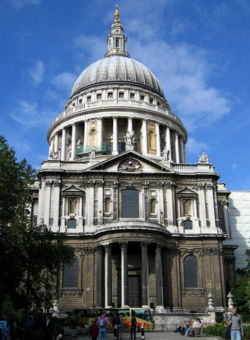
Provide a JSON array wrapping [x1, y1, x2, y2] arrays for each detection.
[[32, 6, 235, 313]]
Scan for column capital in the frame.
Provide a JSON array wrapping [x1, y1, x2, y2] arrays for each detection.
[[120, 242, 128, 250], [95, 246, 103, 255]]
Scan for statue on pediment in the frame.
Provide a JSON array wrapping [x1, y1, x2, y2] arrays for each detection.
[[124, 131, 135, 151], [89, 147, 96, 160], [198, 152, 209, 164]]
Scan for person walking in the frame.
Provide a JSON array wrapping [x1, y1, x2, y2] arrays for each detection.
[[97, 311, 109, 340], [229, 306, 244, 340], [130, 315, 137, 339], [90, 320, 99, 340]]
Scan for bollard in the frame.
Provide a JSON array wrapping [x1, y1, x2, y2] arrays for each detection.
[[114, 326, 117, 340], [141, 324, 145, 340]]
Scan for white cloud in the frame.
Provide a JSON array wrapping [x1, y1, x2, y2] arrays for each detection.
[[28, 60, 44, 85], [73, 34, 106, 62], [7, 0, 41, 9], [10, 100, 54, 129], [232, 163, 238, 170], [51, 72, 77, 92], [186, 137, 209, 155]]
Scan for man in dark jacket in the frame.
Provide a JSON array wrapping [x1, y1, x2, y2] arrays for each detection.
[[44, 315, 54, 340]]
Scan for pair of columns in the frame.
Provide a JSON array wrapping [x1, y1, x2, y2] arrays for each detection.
[[95, 242, 165, 309]]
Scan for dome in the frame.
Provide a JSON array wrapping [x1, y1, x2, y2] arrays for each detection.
[[70, 56, 164, 98]]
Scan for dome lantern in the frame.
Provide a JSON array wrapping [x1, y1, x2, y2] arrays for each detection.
[[104, 5, 129, 58]]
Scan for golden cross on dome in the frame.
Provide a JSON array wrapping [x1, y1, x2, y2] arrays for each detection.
[[114, 4, 120, 23]]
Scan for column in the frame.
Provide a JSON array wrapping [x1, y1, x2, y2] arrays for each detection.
[[112, 117, 118, 155], [84, 120, 88, 150], [142, 120, 148, 155], [128, 117, 133, 132], [198, 183, 207, 228], [71, 124, 76, 160], [180, 137, 185, 163], [155, 245, 165, 312], [44, 180, 52, 227], [105, 245, 112, 308], [95, 247, 103, 308], [141, 243, 149, 307], [165, 127, 172, 160], [60, 196, 66, 232], [61, 128, 66, 161], [55, 133, 59, 153], [97, 185, 104, 225], [38, 180, 46, 225], [166, 183, 174, 226], [97, 118, 103, 149], [206, 184, 216, 229], [52, 180, 61, 232], [175, 132, 180, 163], [156, 123, 161, 157], [222, 200, 231, 238], [86, 187, 94, 226], [121, 243, 129, 307]]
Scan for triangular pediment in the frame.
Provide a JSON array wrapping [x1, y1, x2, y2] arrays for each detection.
[[62, 184, 85, 193], [86, 151, 174, 174], [176, 186, 198, 195]]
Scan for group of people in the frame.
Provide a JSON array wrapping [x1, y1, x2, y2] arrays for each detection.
[[85, 311, 138, 340], [175, 318, 203, 336]]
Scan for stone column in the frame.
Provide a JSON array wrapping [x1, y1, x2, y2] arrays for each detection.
[[38, 180, 46, 225], [98, 118, 103, 149], [175, 132, 180, 163], [95, 247, 103, 308], [121, 243, 129, 308], [155, 245, 165, 312], [52, 180, 61, 232], [128, 117, 133, 133], [156, 123, 161, 157], [112, 117, 118, 155], [44, 180, 52, 227], [141, 243, 149, 307], [165, 127, 172, 160], [222, 200, 231, 238], [206, 184, 216, 229], [166, 182, 174, 227], [105, 244, 112, 308], [71, 124, 76, 160], [180, 137, 185, 163], [55, 133, 59, 153], [60, 196, 66, 232], [198, 183, 207, 228], [86, 187, 94, 226], [84, 120, 88, 150], [142, 120, 148, 155], [61, 128, 66, 161]]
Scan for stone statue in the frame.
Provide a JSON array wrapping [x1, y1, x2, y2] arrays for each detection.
[[89, 147, 96, 160], [198, 152, 209, 164], [162, 146, 170, 161], [49, 149, 59, 160], [124, 131, 135, 151]]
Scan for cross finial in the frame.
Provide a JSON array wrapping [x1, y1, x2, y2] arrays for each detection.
[[114, 4, 120, 23]]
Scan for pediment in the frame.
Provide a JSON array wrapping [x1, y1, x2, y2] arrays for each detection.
[[62, 184, 85, 193], [176, 186, 198, 196], [86, 151, 174, 174]]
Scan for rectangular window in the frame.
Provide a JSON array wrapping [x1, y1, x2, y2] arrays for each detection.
[[108, 92, 113, 99], [87, 96, 91, 102], [116, 38, 119, 47], [130, 92, 135, 99], [67, 218, 76, 228], [63, 256, 78, 288], [140, 95, 145, 101], [122, 189, 139, 218], [119, 92, 124, 98], [150, 98, 154, 104], [97, 93, 102, 100]]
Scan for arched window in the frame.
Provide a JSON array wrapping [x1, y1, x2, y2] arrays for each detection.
[[184, 255, 198, 288], [122, 189, 139, 218], [150, 198, 157, 214], [63, 256, 79, 288], [105, 197, 111, 213]]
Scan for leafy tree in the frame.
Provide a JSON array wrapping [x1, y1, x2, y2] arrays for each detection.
[[0, 136, 74, 315], [230, 249, 250, 321]]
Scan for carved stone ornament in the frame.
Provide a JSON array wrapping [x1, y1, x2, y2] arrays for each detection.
[[59, 289, 83, 298], [118, 158, 142, 172], [198, 152, 209, 164]]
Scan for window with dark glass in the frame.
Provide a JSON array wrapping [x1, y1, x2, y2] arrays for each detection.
[[63, 256, 78, 288], [122, 189, 139, 218], [116, 38, 119, 47], [183, 220, 193, 230], [184, 255, 198, 288], [67, 218, 76, 228]]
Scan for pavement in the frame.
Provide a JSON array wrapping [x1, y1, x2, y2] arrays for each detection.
[[64, 332, 223, 340]]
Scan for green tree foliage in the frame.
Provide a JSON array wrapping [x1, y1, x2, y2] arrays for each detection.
[[0, 136, 74, 315], [230, 249, 250, 321]]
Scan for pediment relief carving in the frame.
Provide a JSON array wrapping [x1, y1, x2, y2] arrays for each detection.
[[176, 186, 198, 195], [62, 184, 85, 193], [118, 158, 142, 172]]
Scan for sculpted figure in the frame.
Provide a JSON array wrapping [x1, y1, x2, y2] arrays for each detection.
[[198, 152, 209, 164], [89, 147, 96, 160], [124, 131, 135, 150], [162, 146, 170, 161]]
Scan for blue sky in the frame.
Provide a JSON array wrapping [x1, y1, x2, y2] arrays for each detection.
[[0, 0, 249, 190]]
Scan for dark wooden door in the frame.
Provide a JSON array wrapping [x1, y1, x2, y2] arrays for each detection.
[[128, 275, 140, 306]]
